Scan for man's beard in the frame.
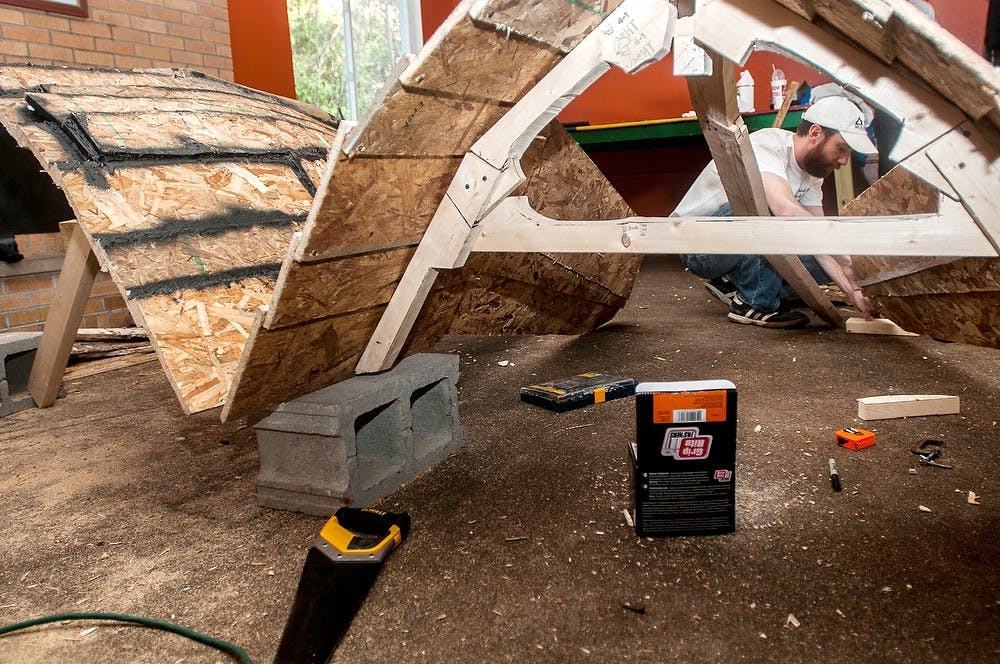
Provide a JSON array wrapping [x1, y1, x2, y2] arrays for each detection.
[[802, 138, 838, 178]]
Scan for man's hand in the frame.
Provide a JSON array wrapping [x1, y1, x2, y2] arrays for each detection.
[[817, 254, 880, 319]]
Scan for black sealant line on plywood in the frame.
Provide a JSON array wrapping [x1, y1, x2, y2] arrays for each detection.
[[93, 209, 306, 250], [125, 263, 283, 300], [25, 94, 325, 195]]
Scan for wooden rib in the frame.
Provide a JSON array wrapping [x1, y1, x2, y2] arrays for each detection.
[[694, 0, 966, 168], [926, 123, 1000, 254]]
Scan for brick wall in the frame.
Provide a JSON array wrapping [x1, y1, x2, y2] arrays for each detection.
[[0, 0, 234, 80], [0, 0, 235, 332], [2, 232, 133, 332]]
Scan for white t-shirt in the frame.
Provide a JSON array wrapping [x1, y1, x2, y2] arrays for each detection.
[[672, 128, 824, 217]]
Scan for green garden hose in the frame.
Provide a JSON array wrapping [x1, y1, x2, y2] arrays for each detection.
[[0, 612, 251, 663]]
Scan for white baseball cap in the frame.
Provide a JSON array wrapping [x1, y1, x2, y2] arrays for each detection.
[[801, 96, 878, 155]]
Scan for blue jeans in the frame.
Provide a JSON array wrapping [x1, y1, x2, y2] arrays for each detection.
[[679, 204, 830, 311]]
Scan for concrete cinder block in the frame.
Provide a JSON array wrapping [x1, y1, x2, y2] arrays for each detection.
[[254, 353, 462, 515], [1, 332, 42, 417]]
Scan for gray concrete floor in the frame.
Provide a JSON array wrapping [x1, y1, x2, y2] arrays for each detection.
[[2, 256, 998, 663]]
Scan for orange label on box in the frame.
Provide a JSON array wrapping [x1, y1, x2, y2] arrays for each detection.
[[652, 391, 728, 423]]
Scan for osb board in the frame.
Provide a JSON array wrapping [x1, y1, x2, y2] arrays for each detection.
[[809, 0, 893, 62], [299, 158, 328, 190], [866, 259, 1000, 297], [843, 166, 1000, 349], [25, 89, 331, 125], [512, 122, 640, 300], [844, 166, 947, 286], [771, 0, 816, 21], [27, 93, 333, 159], [222, 307, 388, 422], [141, 282, 272, 413], [0, 65, 338, 415], [293, 155, 463, 264], [471, 0, 626, 52], [0, 66, 218, 94], [0, 100, 76, 167], [57, 163, 312, 294], [425, 258, 625, 336], [400, 12, 560, 104], [863, 291, 1000, 348], [345, 83, 511, 157], [795, 0, 1000, 130], [224, 117, 640, 422], [266, 246, 415, 329]]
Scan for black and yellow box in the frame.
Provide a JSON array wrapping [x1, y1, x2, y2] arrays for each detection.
[[520, 373, 637, 413], [630, 380, 737, 536]]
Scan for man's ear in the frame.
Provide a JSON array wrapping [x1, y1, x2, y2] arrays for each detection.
[[807, 123, 826, 144]]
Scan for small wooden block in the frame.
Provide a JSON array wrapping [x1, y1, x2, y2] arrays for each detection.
[[857, 394, 960, 420], [845, 317, 918, 336]]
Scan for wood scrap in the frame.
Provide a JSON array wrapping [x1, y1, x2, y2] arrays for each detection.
[[845, 318, 919, 336], [63, 352, 158, 381], [857, 394, 960, 420], [75, 327, 147, 341]]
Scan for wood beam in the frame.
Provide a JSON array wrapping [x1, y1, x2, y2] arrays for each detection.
[[472, 195, 995, 257], [686, 53, 842, 326], [28, 222, 101, 407]]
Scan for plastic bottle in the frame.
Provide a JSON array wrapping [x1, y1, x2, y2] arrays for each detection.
[[770, 66, 787, 109], [736, 70, 755, 113]]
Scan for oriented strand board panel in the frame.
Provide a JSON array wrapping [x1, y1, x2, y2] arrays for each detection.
[[24, 86, 333, 161], [223, 119, 641, 422], [843, 165, 1000, 348], [0, 65, 339, 414], [345, 83, 511, 157], [400, 11, 560, 103], [845, 167, 948, 286], [294, 155, 463, 263], [471, 0, 626, 52], [222, 0, 646, 422], [798, 1, 1000, 131]]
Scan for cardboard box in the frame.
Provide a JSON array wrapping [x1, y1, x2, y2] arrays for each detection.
[[631, 380, 737, 536]]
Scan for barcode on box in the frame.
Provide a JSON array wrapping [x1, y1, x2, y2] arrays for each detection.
[[673, 408, 706, 422]]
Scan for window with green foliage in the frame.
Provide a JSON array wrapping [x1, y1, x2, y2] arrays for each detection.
[[288, 0, 422, 120]]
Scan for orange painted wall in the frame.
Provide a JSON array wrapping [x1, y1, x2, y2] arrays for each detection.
[[419, 0, 991, 125], [227, 0, 297, 98]]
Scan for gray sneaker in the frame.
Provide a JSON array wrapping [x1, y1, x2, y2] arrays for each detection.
[[727, 294, 808, 329]]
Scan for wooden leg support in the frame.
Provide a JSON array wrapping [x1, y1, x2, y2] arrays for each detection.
[[28, 222, 100, 407]]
